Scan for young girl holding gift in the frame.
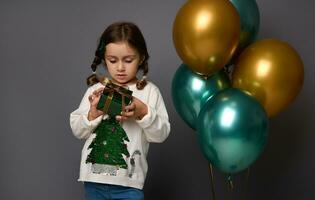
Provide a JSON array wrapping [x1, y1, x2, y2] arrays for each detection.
[[70, 22, 170, 200]]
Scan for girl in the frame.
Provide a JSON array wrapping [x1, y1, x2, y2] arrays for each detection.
[[70, 22, 170, 200]]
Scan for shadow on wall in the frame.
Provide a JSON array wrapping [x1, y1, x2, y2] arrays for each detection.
[[248, 91, 313, 198]]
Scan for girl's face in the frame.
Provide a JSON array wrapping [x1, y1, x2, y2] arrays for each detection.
[[104, 42, 142, 86]]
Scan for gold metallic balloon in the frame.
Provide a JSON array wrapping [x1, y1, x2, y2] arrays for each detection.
[[232, 39, 304, 117], [173, 0, 240, 76]]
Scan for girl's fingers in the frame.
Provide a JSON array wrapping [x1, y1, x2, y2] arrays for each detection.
[[93, 91, 100, 96], [88, 94, 95, 102], [122, 110, 135, 117], [89, 93, 101, 106], [116, 115, 127, 122], [97, 87, 104, 94], [124, 103, 136, 111], [96, 109, 104, 115], [116, 109, 135, 122], [93, 87, 104, 96]]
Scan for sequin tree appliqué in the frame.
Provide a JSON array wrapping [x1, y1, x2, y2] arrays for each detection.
[[86, 117, 130, 169]]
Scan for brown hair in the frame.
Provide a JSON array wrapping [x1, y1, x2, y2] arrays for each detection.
[[87, 22, 149, 90]]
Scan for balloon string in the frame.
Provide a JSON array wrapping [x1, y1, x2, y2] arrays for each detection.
[[226, 173, 234, 200], [227, 173, 234, 191], [209, 166, 250, 200], [209, 164, 216, 200]]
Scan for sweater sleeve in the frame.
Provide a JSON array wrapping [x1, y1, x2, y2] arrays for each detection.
[[70, 86, 103, 140], [136, 87, 170, 143]]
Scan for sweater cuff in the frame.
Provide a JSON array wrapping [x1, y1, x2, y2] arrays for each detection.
[[136, 106, 156, 128], [82, 114, 103, 130]]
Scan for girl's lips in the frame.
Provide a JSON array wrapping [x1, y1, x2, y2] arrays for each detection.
[[116, 74, 127, 79]]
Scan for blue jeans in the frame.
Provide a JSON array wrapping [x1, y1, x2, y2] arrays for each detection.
[[84, 182, 144, 200]]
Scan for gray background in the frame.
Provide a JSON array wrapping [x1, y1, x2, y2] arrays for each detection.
[[1, 0, 314, 199]]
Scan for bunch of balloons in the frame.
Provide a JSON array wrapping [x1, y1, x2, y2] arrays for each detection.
[[172, 0, 304, 174]]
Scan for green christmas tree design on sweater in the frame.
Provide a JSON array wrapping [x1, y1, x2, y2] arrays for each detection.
[[86, 117, 130, 169]]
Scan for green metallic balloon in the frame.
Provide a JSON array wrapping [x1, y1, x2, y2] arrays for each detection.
[[230, 0, 260, 57], [197, 88, 268, 173], [172, 64, 231, 130]]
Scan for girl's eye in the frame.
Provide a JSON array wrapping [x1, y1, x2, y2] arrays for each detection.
[[109, 60, 116, 64], [125, 60, 133, 63]]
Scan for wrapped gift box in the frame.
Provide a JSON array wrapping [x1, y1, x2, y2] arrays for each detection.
[[96, 78, 133, 117]]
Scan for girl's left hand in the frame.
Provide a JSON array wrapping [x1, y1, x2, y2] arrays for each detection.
[[116, 97, 148, 122]]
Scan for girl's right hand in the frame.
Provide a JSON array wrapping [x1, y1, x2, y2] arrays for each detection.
[[87, 87, 105, 121]]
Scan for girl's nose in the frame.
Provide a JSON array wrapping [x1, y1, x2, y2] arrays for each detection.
[[117, 61, 125, 71]]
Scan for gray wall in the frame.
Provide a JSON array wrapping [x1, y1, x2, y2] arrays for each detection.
[[1, 0, 314, 199]]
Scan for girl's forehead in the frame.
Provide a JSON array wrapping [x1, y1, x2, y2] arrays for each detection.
[[105, 42, 138, 56]]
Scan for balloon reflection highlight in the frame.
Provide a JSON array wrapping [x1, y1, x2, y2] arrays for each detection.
[[221, 107, 236, 128]]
